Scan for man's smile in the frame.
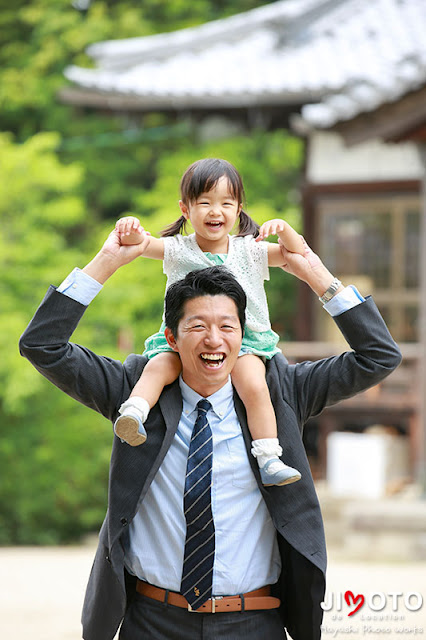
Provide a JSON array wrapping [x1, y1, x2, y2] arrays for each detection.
[[200, 352, 225, 368]]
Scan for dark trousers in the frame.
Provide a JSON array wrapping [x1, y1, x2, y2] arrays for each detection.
[[119, 593, 287, 640]]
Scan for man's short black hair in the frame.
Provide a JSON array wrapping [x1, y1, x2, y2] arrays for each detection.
[[164, 266, 246, 337]]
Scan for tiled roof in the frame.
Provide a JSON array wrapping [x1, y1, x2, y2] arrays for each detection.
[[64, 0, 426, 127]]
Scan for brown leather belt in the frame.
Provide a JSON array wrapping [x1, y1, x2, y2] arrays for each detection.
[[136, 580, 280, 613]]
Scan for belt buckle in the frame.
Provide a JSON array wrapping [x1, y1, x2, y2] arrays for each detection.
[[188, 596, 223, 613]]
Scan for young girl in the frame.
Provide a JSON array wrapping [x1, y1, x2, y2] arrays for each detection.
[[115, 158, 305, 486]]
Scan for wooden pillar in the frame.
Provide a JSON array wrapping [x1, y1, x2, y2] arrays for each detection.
[[418, 143, 426, 497]]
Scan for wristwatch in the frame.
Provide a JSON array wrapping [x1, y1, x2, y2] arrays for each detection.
[[319, 277, 342, 304]]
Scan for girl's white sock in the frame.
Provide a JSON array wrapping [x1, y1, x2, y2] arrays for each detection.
[[251, 437, 283, 469], [119, 397, 150, 424]]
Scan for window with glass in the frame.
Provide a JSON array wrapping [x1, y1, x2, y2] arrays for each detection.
[[317, 194, 420, 342]]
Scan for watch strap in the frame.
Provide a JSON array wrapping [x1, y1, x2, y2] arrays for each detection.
[[319, 277, 342, 304]]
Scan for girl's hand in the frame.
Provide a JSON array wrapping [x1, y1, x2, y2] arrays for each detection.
[[115, 216, 149, 246], [256, 219, 304, 254], [278, 237, 321, 276], [101, 226, 151, 263]]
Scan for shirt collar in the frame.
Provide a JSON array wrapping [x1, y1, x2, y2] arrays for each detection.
[[179, 375, 234, 420]]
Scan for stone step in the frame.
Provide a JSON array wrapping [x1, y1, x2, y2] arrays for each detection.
[[316, 482, 426, 561]]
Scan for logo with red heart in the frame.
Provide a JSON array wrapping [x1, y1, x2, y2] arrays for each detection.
[[344, 590, 365, 616]]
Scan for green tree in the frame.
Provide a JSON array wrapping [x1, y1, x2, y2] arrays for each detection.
[[0, 132, 107, 543]]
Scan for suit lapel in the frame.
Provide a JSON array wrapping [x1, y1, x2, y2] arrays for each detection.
[[128, 380, 183, 519], [233, 387, 286, 524], [158, 378, 182, 437], [232, 388, 262, 482]]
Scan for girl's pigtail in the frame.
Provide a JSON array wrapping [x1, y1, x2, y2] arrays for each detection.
[[161, 215, 188, 237], [237, 209, 260, 238]]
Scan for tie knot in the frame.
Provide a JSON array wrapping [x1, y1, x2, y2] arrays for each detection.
[[197, 399, 211, 415]]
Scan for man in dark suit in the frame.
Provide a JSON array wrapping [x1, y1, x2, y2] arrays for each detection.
[[19, 226, 401, 640]]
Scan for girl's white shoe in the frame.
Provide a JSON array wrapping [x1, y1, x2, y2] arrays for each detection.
[[259, 458, 301, 486], [114, 397, 150, 447], [251, 437, 301, 486]]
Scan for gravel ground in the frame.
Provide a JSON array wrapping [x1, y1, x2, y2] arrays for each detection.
[[0, 545, 425, 639]]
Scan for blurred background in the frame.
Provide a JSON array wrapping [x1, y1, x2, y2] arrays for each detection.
[[1, 0, 426, 637]]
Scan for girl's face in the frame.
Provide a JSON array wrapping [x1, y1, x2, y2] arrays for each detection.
[[179, 176, 241, 253]]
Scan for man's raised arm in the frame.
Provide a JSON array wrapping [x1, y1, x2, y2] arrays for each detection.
[[277, 238, 402, 422]]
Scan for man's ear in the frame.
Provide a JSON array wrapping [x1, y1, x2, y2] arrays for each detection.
[[165, 327, 179, 352], [178, 200, 189, 220]]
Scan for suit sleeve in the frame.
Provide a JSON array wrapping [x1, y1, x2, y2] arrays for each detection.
[[19, 286, 138, 420], [286, 296, 402, 425]]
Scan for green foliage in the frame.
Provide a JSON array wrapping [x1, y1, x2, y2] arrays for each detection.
[[0, 0, 302, 544], [0, 133, 111, 543], [0, 393, 109, 545], [0, 132, 85, 406]]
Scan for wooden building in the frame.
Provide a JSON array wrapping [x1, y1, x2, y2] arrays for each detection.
[[61, 0, 426, 483]]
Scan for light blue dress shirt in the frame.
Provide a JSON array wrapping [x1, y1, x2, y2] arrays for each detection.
[[57, 268, 102, 305], [56, 267, 365, 594], [124, 376, 281, 594]]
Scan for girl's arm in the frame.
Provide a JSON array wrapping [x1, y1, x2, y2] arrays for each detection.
[[116, 216, 165, 260], [256, 218, 305, 267]]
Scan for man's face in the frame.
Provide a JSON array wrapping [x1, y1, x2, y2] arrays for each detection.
[[165, 295, 243, 397]]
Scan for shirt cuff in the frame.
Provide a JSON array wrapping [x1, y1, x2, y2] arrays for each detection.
[[56, 268, 103, 306], [323, 285, 365, 317]]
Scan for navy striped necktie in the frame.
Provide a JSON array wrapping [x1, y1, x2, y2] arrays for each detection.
[[180, 398, 215, 610]]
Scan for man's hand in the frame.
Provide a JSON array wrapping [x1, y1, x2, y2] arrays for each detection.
[[102, 226, 151, 262], [279, 238, 342, 298], [82, 226, 151, 284]]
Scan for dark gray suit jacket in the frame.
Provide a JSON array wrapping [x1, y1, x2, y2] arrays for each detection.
[[19, 287, 401, 640]]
